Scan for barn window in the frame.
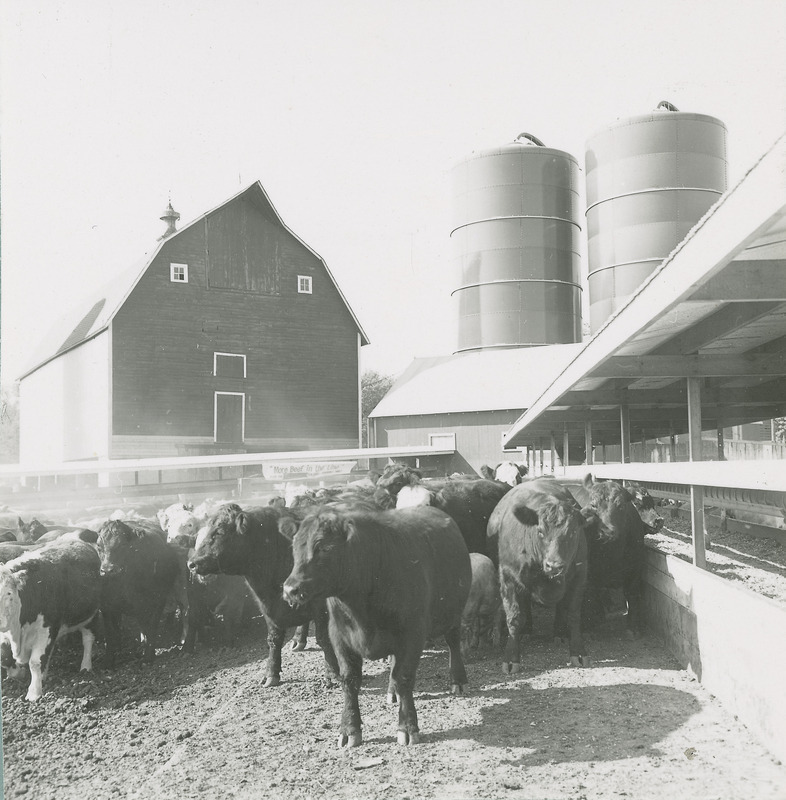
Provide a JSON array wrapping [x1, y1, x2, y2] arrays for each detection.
[[428, 432, 456, 450], [214, 352, 247, 378], [170, 263, 189, 283], [297, 275, 312, 294]]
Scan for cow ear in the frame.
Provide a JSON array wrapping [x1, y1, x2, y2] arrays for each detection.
[[278, 516, 298, 540], [235, 512, 252, 536], [340, 517, 357, 541], [513, 505, 538, 527], [583, 473, 595, 490], [157, 510, 169, 529], [17, 517, 24, 529], [580, 506, 599, 531]]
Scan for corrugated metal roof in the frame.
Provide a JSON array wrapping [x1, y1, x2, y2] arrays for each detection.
[[19, 181, 369, 380], [369, 343, 583, 418]]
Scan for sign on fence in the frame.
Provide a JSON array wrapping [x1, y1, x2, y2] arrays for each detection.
[[261, 461, 357, 480]]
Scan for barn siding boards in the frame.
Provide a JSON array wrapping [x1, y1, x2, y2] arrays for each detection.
[[109, 187, 360, 455], [643, 547, 786, 763], [374, 410, 527, 474]]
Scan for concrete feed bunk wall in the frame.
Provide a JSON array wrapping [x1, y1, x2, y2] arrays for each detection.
[[643, 546, 786, 762]]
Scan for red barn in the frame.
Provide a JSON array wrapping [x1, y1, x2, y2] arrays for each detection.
[[18, 182, 368, 463]]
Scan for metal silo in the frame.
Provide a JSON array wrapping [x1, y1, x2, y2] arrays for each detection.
[[450, 133, 582, 352], [585, 102, 727, 332]]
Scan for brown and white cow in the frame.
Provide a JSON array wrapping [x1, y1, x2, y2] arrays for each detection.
[[0, 540, 101, 701]]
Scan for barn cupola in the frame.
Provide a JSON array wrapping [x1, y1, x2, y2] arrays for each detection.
[[158, 200, 180, 239]]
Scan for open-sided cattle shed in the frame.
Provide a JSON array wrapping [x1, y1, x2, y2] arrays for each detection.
[[503, 132, 786, 465]]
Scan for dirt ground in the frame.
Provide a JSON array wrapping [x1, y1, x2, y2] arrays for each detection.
[[2, 503, 786, 799]]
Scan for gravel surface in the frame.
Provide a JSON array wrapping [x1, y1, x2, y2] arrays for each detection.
[[2, 605, 785, 799], [2, 499, 786, 799]]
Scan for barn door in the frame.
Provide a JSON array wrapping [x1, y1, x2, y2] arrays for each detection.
[[214, 392, 245, 443]]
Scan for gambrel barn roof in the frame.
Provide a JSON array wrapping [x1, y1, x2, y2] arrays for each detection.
[[19, 181, 369, 380]]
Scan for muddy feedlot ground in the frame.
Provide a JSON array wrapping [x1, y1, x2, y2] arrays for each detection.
[[2, 504, 786, 799]]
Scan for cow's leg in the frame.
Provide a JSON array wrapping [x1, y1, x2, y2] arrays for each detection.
[[26, 625, 52, 702], [141, 595, 168, 663], [444, 625, 467, 695], [386, 654, 397, 705], [623, 569, 644, 638], [500, 569, 527, 674], [264, 621, 287, 687], [389, 641, 423, 745], [563, 581, 590, 668], [337, 648, 363, 748], [101, 604, 122, 669], [291, 623, 309, 651], [80, 626, 96, 672], [314, 610, 340, 686]]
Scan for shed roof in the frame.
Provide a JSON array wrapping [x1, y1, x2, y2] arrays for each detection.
[[369, 343, 583, 418], [19, 181, 369, 380], [503, 132, 786, 453]]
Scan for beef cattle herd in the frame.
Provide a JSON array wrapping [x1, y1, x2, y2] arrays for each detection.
[[0, 463, 664, 747]]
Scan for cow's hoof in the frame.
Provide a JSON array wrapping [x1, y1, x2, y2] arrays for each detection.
[[450, 683, 464, 696], [502, 662, 520, 675], [25, 692, 42, 702], [397, 730, 420, 745], [386, 691, 398, 705], [338, 732, 362, 748], [291, 641, 306, 651], [570, 655, 591, 667], [263, 676, 281, 688]]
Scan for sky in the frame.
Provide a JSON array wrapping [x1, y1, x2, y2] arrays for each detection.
[[1, 0, 785, 390]]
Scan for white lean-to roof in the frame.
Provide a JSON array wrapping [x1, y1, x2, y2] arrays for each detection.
[[369, 343, 583, 418]]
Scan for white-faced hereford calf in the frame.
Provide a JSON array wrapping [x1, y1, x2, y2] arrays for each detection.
[[282, 505, 472, 747], [0, 540, 101, 701], [187, 503, 339, 687], [488, 478, 591, 672]]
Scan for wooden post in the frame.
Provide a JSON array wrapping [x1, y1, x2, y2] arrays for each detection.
[[549, 432, 557, 473], [620, 404, 631, 464], [601, 441, 607, 465], [640, 430, 647, 463], [687, 376, 707, 569], [584, 420, 593, 465], [562, 425, 570, 473], [717, 425, 726, 461], [539, 439, 544, 475], [669, 431, 677, 462]]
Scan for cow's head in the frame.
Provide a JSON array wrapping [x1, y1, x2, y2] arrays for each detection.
[[396, 485, 433, 509], [282, 510, 351, 608], [17, 518, 47, 543], [626, 484, 664, 532], [513, 498, 584, 579], [0, 565, 21, 635], [580, 475, 648, 543], [158, 503, 200, 544], [188, 504, 280, 577], [96, 520, 141, 576], [494, 462, 528, 487]]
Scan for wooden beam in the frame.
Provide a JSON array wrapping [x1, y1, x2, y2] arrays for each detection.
[[563, 425, 570, 472], [687, 377, 707, 569], [620, 404, 631, 464], [592, 353, 786, 379], [688, 260, 786, 301], [584, 420, 593, 465]]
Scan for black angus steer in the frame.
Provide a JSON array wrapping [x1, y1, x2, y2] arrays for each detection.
[[282, 505, 472, 747], [377, 464, 510, 560], [97, 519, 180, 668], [489, 478, 591, 672], [187, 503, 339, 688], [565, 474, 656, 636]]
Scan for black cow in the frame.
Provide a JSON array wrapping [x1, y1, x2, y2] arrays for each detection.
[[282, 505, 472, 747], [97, 519, 180, 667], [0, 540, 101, 701], [188, 504, 339, 688], [376, 464, 510, 560], [489, 478, 591, 672], [566, 475, 653, 636]]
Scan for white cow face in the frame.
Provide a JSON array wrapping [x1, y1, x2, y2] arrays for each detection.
[[0, 567, 21, 633]]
